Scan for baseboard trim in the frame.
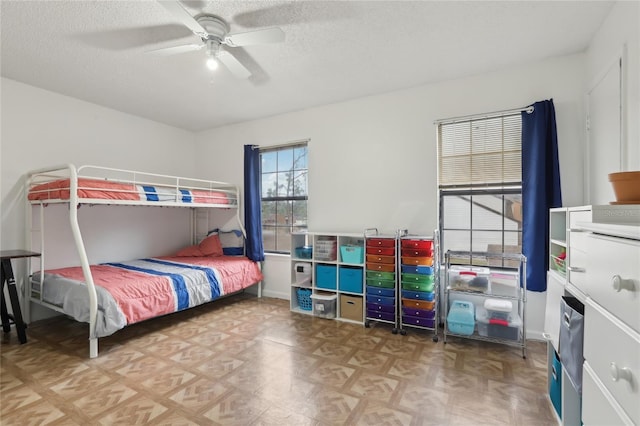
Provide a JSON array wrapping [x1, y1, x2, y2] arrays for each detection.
[[526, 330, 546, 342]]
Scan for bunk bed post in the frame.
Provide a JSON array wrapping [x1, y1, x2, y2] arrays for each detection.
[[67, 165, 100, 358], [24, 181, 31, 323], [233, 184, 262, 298]]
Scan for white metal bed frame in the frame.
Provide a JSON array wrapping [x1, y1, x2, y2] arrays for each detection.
[[25, 164, 258, 358]]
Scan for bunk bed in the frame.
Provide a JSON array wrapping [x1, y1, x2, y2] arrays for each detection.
[[25, 164, 263, 358]]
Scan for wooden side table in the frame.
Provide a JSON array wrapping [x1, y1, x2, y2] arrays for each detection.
[[1, 250, 40, 344]]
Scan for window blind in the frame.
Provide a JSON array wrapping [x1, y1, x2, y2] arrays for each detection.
[[438, 114, 522, 188]]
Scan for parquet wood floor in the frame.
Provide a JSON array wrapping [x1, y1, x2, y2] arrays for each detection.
[[0, 293, 556, 425]]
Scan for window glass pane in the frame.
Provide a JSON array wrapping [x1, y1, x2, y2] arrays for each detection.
[[293, 170, 308, 197], [278, 149, 293, 172], [293, 147, 308, 170], [276, 227, 292, 253], [472, 194, 504, 230], [442, 195, 470, 229], [443, 230, 470, 253], [276, 200, 293, 226], [472, 230, 504, 252], [293, 200, 307, 228], [262, 225, 276, 252], [504, 230, 522, 248], [505, 195, 522, 230], [262, 172, 278, 198], [276, 172, 291, 197], [261, 151, 277, 174], [262, 201, 276, 225], [292, 226, 307, 234]]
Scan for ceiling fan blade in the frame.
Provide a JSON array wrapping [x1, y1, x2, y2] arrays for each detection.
[[223, 27, 285, 47], [158, 0, 208, 38], [147, 43, 203, 55], [217, 51, 251, 79], [76, 24, 192, 51]]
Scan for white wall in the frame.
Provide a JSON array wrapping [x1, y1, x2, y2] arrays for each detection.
[[586, 1, 639, 174], [1, 78, 197, 317], [1, 78, 198, 251], [195, 53, 588, 338]]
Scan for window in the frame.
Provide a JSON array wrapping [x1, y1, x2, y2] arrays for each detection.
[[437, 114, 522, 267], [260, 142, 308, 253]]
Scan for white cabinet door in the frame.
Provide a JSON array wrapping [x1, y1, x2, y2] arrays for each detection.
[[544, 271, 564, 351]]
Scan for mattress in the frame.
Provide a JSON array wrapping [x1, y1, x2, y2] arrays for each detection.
[[27, 178, 234, 205], [32, 256, 263, 337]]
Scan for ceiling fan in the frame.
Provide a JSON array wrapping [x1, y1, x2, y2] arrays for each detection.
[[150, 1, 285, 79]]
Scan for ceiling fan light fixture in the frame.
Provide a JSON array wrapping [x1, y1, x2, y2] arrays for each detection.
[[205, 39, 220, 71], [206, 56, 219, 71]]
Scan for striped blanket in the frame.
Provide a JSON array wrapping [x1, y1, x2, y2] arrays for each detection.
[[34, 256, 262, 337]]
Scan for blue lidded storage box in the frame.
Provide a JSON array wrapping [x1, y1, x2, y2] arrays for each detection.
[[447, 300, 475, 335], [315, 264, 337, 290], [339, 266, 363, 293]]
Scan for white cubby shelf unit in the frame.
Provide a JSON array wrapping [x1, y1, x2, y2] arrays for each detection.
[[290, 232, 365, 323]]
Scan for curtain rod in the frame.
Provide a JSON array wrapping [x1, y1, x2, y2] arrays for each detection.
[[434, 105, 534, 125]]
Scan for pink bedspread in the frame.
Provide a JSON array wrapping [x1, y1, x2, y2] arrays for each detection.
[[28, 178, 231, 204], [28, 178, 138, 201], [160, 256, 264, 295], [46, 256, 262, 329]]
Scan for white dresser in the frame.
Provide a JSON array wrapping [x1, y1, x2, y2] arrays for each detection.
[[545, 206, 640, 425], [580, 222, 640, 426]]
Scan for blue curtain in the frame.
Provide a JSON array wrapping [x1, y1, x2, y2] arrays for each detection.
[[522, 99, 562, 292], [244, 145, 265, 261]]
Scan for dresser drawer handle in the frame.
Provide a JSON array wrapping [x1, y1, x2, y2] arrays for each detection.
[[610, 362, 633, 383], [567, 266, 586, 273], [611, 275, 635, 293]]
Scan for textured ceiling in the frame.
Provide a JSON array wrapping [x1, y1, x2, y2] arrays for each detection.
[[1, 1, 614, 131]]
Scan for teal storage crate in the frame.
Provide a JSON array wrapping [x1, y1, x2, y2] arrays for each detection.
[[315, 264, 337, 290], [339, 266, 363, 293], [340, 245, 364, 264]]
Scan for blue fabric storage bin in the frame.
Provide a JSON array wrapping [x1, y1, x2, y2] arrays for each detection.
[[315, 264, 337, 290], [366, 294, 395, 306], [338, 266, 363, 293], [401, 265, 433, 275], [366, 286, 395, 297], [401, 290, 434, 301], [550, 349, 562, 419]]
